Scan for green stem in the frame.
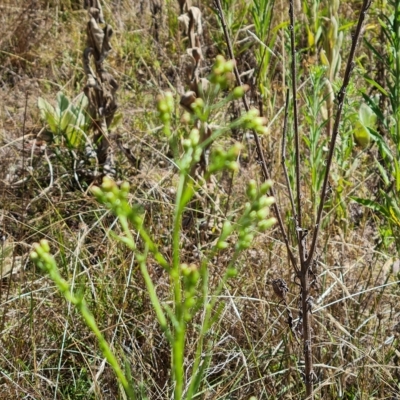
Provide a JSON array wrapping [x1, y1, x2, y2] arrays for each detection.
[[138, 255, 172, 342], [171, 173, 187, 400], [31, 244, 135, 399]]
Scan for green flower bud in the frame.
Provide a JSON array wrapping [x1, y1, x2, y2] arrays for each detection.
[[232, 86, 245, 99], [217, 240, 229, 249], [224, 60, 235, 72], [256, 208, 269, 220], [192, 97, 204, 110], [183, 139, 192, 149], [189, 128, 200, 146], [228, 142, 243, 157], [121, 182, 130, 193], [227, 161, 239, 172], [258, 217, 277, 231], [91, 186, 102, 198], [41, 239, 50, 253], [259, 195, 275, 208], [260, 180, 273, 194], [102, 176, 116, 192]]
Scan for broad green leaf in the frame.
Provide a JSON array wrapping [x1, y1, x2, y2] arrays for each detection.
[[60, 108, 76, 132], [65, 125, 84, 148], [57, 91, 71, 116], [353, 121, 370, 148], [359, 103, 376, 127], [73, 92, 89, 113], [38, 97, 59, 133]]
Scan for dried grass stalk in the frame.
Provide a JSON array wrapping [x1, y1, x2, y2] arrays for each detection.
[[83, 0, 118, 171]]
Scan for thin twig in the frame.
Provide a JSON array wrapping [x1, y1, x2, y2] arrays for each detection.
[[281, 88, 296, 221], [213, 0, 298, 273], [306, 0, 372, 270], [288, 0, 305, 264]]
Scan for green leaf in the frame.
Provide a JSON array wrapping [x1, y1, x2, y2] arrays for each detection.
[[369, 128, 393, 161], [361, 92, 386, 124], [38, 97, 59, 134], [359, 103, 376, 127], [353, 122, 370, 148], [350, 197, 389, 218], [374, 157, 390, 186], [65, 125, 84, 148], [394, 158, 400, 193], [60, 108, 76, 132], [364, 77, 389, 97], [57, 91, 71, 116]]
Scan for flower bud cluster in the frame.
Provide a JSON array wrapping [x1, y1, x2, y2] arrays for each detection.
[[181, 263, 200, 321], [157, 92, 174, 137], [208, 142, 243, 175], [31, 240, 70, 294], [209, 55, 235, 87], [179, 128, 203, 171], [236, 179, 277, 250], [91, 177, 140, 222], [242, 109, 269, 135]]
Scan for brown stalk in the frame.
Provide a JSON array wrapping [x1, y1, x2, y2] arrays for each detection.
[[83, 0, 118, 173], [288, 0, 305, 264], [306, 0, 372, 271], [281, 88, 297, 224], [215, 0, 372, 398]]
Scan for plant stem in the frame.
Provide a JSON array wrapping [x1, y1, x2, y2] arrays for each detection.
[[288, 0, 305, 264], [306, 0, 372, 269], [172, 173, 187, 400]]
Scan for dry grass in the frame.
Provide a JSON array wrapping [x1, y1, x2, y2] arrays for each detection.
[[0, 0, 400, 399]]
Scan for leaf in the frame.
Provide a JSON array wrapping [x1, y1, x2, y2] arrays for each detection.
[[361, 92, 386, 123], [65, 125, 84, 148], [374, 157, 390, 186], [359, 103, 376, 127], [306, 25, 314, 48], [350, 197, 389, 218], [38, 97, 59, 134], [353, 121, 370, 148], [74, 92, 89, 110], [57, 91, 71, 115], [368, 128, 393, 161], [364, 77, 389, 97], [394, 158, 400, 192], [60, 108, 76, 132]]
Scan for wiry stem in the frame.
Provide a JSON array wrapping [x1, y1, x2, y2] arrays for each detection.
[[306, 0, 372, 270], [288, 0, 305, 264], [281, 88, 297, 225]]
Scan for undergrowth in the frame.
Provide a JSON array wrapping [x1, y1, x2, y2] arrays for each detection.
[[1, 0, 400, 399]]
